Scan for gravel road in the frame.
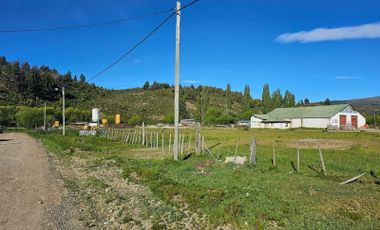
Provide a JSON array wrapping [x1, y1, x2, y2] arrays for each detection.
[[0, 132, 81, 230]]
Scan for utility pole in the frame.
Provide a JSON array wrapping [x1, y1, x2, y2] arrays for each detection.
[[173, 1, 181, 160], [43, 102, 47, 130], [62, 87, 65, 136]]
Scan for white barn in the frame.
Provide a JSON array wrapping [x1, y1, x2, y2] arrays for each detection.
[[251, 104, 366, 129]]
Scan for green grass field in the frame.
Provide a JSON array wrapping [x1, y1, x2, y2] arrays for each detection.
[[32, 128, 380, 229]]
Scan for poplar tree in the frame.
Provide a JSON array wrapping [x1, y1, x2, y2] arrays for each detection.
[[272, 88, 282, 108], [262, 84, 271, 113]]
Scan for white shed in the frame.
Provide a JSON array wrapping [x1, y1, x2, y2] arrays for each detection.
[[251, 104, 366, 129]]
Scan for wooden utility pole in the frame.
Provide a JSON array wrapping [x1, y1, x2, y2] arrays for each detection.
[[173, 1, 181, 160]]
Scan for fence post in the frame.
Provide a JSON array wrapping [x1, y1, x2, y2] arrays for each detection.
[[169, 133, 172, 151], [297, 142, 300, 172], [249, 137, 257, 166], [188, 134, 192, 154], [318, 145, 327, 176], [196, 122, 201, 154]]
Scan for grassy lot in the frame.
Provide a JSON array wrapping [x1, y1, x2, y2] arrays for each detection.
[[32, 128, 380, 229]]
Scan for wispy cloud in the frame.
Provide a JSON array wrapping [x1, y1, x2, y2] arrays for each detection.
[[334, 76, 362, 80], [184, 80, 204, 84], [131, 59, 142, 64], [276, 22, 380, 43]]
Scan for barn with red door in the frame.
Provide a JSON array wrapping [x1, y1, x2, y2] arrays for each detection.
[[251, 104, 366, 129]]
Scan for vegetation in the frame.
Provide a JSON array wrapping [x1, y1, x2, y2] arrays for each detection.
[[1, 56, 299, 125], [33, 128, 380, 229], [1, 56, 379, 127]]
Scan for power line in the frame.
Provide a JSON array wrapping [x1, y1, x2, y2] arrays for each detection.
[[0, 8, 173, 33], [89, 0, 200, 82]]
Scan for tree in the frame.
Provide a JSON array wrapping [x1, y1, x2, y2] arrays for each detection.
[[128, 115, 142, 126], [143, 81, 150, 90], [196, 87, 209, 123], [79, 74, 86, 83], [262, 84, 271, 113], [164, 112, 174, 124], [272, 89, 282, 108], [15, 107, 44, 128], [324, 98, 331, 105], [304, 98, 310, 105], [204, 107, 221, 125], [243, 84, 252, 107], [226, 83, 232, 108]]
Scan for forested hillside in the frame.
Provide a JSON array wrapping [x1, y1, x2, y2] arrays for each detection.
[[0, 56, 301, 126]]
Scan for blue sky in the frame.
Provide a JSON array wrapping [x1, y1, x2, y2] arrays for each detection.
[[1, 0, 379, 102]]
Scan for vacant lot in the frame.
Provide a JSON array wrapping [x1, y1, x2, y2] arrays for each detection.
[[32, 128, 380, 229]]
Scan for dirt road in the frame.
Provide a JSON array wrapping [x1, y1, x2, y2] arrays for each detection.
[[0, 132, 80, 230]]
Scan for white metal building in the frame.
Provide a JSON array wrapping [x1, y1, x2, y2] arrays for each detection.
[[251, 104, 366, 129]]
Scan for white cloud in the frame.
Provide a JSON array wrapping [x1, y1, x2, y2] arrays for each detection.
[[334, 76, 362, 80], [276, 22, 380, 43], [184, 80, 204, 84]]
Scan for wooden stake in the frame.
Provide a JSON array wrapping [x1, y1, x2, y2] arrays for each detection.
[[249, 137, 257, 166], [180, 134, 185, 155], [162, 132, 164, 150], [156, 133, 159, 149], [150, 132, 153, 148], [188, 134, 192, 154], [142, 122, 145, 145], [169, 133, 172, 151], [318, 145, 327, 176], [272, 142, 276, 167], [297, 142, 300, 172], [340, 173, 366, 185], [196, 122, 201, 154]]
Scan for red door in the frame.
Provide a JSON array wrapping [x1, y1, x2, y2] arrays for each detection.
[[340, 115, 347, 127], [351, 115, 358, 128]]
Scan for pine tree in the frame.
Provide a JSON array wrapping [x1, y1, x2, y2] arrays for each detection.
[[143, 81, 150, 90], [79, 74, 86, 83]]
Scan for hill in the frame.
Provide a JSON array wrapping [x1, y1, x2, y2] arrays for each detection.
[[332, 97, 380, 114], [0, 56, 298, 124]]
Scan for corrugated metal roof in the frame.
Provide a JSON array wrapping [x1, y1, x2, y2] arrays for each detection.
[[266, 104, 350, 119]]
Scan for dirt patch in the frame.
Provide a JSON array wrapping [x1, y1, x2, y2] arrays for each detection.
[[287, 138, 359, 149], [55, 155, 220, 229]]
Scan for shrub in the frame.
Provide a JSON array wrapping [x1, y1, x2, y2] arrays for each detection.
[[128, 115, 142, 126], [15, 107, 44, 128]]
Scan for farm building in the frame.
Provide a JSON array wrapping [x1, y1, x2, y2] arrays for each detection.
[[251, 104, 366, 129]]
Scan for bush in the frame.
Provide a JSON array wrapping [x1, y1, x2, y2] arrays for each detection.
[[15, 107, 44, 128], [216, 113, 234, 124], [164, 112, 174, 124], [128, 115, 142, 126]]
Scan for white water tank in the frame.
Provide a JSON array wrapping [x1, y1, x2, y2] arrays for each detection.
[[92, 108, 100, 123]]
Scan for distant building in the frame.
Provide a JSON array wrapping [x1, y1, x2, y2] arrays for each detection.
[[180, 119, 197, 126], [237, 120, 251, 127], [251, 104, 366, 129]]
